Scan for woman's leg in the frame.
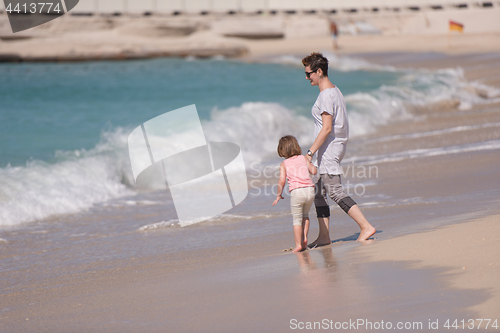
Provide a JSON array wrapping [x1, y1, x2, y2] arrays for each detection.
[[325, 175, 376, 241], [347, 205, 376, 241], [309, 216, 331, 247], [310, 178, 332, 247]]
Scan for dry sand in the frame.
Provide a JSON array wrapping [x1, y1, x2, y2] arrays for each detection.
[[354, 214, 500, 320], [1, 6, 500, 60]]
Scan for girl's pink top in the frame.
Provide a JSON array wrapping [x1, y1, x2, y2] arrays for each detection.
[[283, 155, 314, 192]]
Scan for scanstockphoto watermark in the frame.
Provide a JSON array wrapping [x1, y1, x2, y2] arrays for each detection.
[[3, 0, 79, 33], [290, 318, 500, 330], [290, 318, 424, 330], [127, 105, 248, 227], [248, 162, 379, 197]]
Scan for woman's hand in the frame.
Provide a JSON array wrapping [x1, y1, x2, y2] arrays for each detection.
[[273, 195, 284, 206]]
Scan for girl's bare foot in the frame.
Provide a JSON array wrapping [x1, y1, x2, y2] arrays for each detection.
[[292, 245, 304, 253], [301, 237, 308, 251]]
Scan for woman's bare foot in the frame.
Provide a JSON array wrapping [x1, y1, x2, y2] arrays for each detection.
[[307, 237, 331, 248], [348, 205, 376, 241], [292, 245, 304, 253], [308, 217, 331, 248], [357, 226, 376, 241]]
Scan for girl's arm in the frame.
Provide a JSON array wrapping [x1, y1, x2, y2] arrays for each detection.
[[306, 112, 332, 161], [305, 157, 317, 175], [273, 162, 286, 206]]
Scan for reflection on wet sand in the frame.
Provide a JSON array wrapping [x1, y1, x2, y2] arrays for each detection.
[[290, 245, 377, 323]]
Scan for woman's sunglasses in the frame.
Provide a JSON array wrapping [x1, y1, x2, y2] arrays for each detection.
[[305, 69, 317, 78]]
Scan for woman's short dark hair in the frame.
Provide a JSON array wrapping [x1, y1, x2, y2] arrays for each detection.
[[302, 52, 329, 77], [277, 135, 302, 159]]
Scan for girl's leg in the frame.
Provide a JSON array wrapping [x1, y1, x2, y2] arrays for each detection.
[[302, 217, 310, 250], [292, 187, 315, 252], [292, 225, 303, 252]]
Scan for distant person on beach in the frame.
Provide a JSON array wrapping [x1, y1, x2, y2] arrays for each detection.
[[329, 20, 339, 50], [273, 135, 317, 252], [302, 52, 376, 246]]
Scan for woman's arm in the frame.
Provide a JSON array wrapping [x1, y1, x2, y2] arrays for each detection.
[[306, 112, 332, 161], [272, 162, 286, 206]]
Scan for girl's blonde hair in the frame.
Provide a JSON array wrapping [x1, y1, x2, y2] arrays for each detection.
[[277, 135, 302, 159]]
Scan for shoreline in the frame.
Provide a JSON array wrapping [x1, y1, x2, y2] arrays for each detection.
[[1, 32, 499, 63]]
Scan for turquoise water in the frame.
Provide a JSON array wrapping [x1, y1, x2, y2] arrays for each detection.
[[0, 54, 496, 226], [0, 57, 398, 166]]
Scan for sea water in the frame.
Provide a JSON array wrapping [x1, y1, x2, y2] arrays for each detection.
[[0, 53, 498, 231]]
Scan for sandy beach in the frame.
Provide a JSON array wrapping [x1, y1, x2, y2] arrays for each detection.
[[1, 5, 500, 333], [1, 5, 500, 60], [354, 214, 500, 320]]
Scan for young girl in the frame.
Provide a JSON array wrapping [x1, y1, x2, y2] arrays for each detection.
[[273, 136, 317, 252]]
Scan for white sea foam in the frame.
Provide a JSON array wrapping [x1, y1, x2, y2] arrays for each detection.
[[204, 102, 312, 164], [358, 197, 435, 209], [123, 200, 160, 206], [0, 103, 312, 227], [344, 139, 500, 165], [271, 51, 395, 72], [272, 53, 500, 137], [0, 129, 135, 227], [366, 122, 500, 144], [137, 213, 276, 231], [346, 67, 500, 136], [138, 220, 178, 231]]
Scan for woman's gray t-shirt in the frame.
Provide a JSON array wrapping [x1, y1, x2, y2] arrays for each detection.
[[311, 87, 349, 175]]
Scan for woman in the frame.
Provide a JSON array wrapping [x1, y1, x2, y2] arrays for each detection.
[[302, 52, 376, 245]]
